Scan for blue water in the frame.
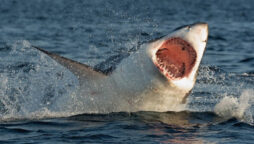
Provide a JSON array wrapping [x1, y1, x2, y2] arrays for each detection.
[[0, 0, 254, 143]]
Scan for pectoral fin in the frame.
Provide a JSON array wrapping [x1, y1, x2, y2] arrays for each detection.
[[33, 46, 107, 82]]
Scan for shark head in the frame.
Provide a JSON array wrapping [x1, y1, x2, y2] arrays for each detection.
[[109, 23, 209, 109], [146, 22, 208, 92]]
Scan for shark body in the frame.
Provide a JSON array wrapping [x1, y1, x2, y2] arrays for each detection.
[[35, 22, 209, 112]]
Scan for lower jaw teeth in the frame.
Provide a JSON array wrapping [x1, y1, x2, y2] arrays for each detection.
[[156, 61, 180, 79]]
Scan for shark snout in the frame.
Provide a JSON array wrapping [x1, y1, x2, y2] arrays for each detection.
[[191, 23, 208, 43]]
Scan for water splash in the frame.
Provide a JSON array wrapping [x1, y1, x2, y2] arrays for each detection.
[[0, 40, 79, 121], [214, 89, 254, 124], [1, 40, 253, 122], [188, 65, 254, 125]]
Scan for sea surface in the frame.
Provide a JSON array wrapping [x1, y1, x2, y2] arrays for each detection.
[[0, 0, 254, 143]]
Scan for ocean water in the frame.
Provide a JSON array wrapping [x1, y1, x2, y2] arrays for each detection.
[[0, 0, 254, 143]]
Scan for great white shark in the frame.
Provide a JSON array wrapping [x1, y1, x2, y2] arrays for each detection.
[[34, 22, 208, 113]]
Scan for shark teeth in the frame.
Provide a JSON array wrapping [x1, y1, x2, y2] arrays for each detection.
[[154, 37, 197, 80], [156, 57, 180, 80]]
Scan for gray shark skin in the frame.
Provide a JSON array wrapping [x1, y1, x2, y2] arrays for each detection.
[[34, 23, 208, 113]]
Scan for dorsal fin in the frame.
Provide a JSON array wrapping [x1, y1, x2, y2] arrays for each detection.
[[33, 46, 107, 82]]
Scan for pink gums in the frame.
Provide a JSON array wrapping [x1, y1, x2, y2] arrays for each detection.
[[155, 37, 197, 79]]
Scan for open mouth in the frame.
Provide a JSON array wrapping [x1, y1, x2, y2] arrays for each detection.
[[154, 37, 197, 80]]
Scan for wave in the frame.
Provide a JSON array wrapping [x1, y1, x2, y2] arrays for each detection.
[[69, 110, 254, 127]]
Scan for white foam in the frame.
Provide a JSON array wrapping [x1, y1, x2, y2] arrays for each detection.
[[214, 89, 254, 124]]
